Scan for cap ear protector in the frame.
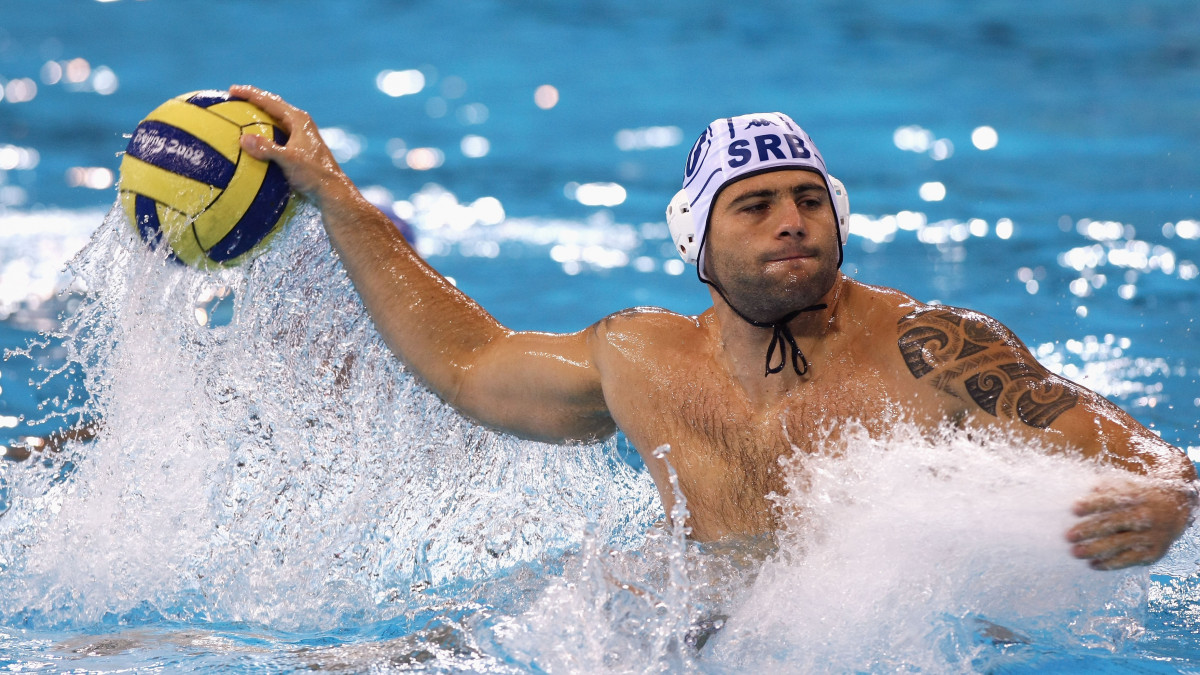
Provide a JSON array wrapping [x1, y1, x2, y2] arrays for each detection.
[[830, 176, 850, 242], [666, 175, 850, 265], [666, 188, 700, 264]]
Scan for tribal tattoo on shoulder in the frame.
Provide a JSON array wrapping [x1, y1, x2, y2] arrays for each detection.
[[896, 307, 1078, 429]]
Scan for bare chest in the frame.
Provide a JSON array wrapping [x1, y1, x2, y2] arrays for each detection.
[[611, 360, 908, 538]]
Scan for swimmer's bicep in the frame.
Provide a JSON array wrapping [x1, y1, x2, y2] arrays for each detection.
[[451, 329, 615, 443]]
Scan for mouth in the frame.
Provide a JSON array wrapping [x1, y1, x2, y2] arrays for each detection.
[[765, 251, 817, 264]]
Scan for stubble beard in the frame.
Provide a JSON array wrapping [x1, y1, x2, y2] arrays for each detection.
[[705, 246, 839, 323]]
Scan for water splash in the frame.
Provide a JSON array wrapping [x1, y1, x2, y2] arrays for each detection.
[[492, 445, 723, 673], [708, 422, 1155, 672], [448, 424, 1180, 673], [1, 204, 1196, 672], [0, 204, 660, 630]]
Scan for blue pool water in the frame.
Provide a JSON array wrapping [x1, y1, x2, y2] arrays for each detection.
[[2, 1, 1200, 671]]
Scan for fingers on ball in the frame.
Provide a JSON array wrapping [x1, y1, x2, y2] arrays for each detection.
[[230, 85, 296, 126]]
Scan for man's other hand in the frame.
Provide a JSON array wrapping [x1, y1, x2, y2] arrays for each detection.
[[1067, 476, 1198, 570]]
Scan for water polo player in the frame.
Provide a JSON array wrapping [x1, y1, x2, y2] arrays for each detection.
[[231, 84, 1197, 571]]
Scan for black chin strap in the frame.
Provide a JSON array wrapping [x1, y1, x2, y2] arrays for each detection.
[[747, 305, 827, 377], [706, 280, 827, 377]]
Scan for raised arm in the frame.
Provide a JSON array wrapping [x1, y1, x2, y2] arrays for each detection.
[[230, 85, 614, 443], [897, 305, 1197, 569]]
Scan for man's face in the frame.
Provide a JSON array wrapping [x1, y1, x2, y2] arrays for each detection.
[[704, 169, 840, 322]]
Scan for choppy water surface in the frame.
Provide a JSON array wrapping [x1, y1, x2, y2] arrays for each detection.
[[0, 207, 1197, 673]]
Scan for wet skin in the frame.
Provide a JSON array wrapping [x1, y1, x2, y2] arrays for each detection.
[[230, 85, 1197, 571]]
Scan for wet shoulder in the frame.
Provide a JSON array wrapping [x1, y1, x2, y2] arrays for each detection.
[[837, 282, 1066, 425], [837, 279, 925, 334], [848, 281, 1031, 377], [894, 303, 1025, 359], [591, 306, 706, 365], [594, 306, 703, 341], [841, 280, 1017, 344]]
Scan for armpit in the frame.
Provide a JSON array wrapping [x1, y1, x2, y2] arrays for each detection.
[[896, 306, 1078, 429]]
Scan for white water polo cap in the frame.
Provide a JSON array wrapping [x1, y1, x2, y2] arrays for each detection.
[[666, 112, 849, 280]]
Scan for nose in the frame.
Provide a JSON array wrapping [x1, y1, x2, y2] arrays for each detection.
[[774, 199, 807, 239]]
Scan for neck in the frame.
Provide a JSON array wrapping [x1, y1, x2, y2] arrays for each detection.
[[707, 275, 845, 394]]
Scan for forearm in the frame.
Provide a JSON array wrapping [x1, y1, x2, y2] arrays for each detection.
[[314, 176, 509, 400], [317, 183, 612, 440], [1123, 434, 1198, 483], [1053, 390, 1197, 483]]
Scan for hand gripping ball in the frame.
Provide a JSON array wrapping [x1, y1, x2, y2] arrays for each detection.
[[118, 90, 296, 268]]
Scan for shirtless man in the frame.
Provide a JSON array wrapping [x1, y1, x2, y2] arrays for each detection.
[[230, 85, 1196, 571]]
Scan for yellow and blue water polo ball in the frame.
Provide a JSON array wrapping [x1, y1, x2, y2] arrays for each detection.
[[118, 90, 296, 268]]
